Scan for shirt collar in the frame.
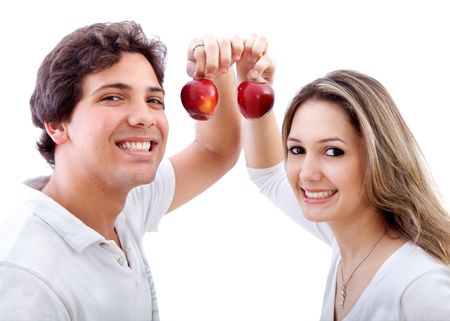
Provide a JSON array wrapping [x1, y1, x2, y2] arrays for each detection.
[[21, 176, 105, 253]]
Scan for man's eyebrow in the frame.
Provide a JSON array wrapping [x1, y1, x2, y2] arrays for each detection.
[[147, 86, 165, 96], [91, 83, 165, 96]]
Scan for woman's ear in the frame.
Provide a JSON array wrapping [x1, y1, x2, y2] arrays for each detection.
[[44, 121, 69, 145]]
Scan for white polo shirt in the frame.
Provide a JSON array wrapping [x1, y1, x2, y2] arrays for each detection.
[[0, 159, 175, 321]]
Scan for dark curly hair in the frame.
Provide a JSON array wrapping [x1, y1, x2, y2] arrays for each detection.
[[30, 21, 167, 166]]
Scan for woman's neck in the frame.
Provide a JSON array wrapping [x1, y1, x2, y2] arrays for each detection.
[[329, 208, 387, 265]]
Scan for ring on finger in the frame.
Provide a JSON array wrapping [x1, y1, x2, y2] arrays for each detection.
[[192, 44, 204, 53]]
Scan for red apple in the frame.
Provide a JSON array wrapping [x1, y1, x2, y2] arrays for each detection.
[[237, 81, 275, 119], [180, 79, 219, 120]]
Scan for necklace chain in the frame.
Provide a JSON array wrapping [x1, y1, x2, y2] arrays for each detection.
[[338, 231, 386, 310]]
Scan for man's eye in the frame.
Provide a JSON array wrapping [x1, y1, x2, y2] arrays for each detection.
[[102, 95, 121, 101], [325, 147, 344, 157], [289, 146, 305, 155], [147, 98, 165, 110]]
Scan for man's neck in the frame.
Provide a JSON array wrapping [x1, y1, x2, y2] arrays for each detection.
[[41, 169, 128, 243]]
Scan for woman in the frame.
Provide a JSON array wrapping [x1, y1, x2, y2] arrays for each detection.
[[243, 69, 450, 320]]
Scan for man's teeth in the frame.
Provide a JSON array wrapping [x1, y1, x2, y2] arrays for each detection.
[[305, 190, 337, 199], [118, 141, 151, 152]]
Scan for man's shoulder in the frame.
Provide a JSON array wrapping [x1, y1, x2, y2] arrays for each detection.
[[0, 207, 68, 269], [0, 212, 72, 321], [0, 206, 34, 259]]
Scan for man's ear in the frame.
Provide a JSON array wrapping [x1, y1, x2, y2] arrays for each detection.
[[44, 121, 69, 145]]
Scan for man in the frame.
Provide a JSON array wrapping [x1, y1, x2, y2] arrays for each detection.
[[0, 21, 247, 320]]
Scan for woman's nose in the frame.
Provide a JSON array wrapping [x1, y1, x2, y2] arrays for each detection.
[[299, 154, 322, 182]]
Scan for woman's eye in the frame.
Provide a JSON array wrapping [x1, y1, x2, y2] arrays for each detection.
[[289, 146, 305, 155], [325, 147, 344, 157]]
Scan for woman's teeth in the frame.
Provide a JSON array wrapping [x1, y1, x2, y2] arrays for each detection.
[[304, 190, 337, 199]]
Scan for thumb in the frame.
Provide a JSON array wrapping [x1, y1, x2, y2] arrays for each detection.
[[186, 60, 196, 78], [247, 69, 264, 82]]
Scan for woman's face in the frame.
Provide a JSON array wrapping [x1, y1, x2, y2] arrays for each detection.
[[285, 100, 374, 224]]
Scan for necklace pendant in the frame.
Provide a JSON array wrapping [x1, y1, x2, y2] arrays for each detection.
[[337, 231, 386, 311], [339, 285, 346, 309]]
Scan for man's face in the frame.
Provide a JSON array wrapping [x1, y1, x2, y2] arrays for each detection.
[[60, 52, 168, 191]]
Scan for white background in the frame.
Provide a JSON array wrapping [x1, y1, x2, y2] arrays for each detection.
[[0, 1, 449, 320]]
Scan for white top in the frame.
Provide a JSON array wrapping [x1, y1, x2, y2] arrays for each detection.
[[248, 162, 450, 321], [0, 159, 175, 321]]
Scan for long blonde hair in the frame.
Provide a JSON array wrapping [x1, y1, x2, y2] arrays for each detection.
[[282, 69, 450, 265]]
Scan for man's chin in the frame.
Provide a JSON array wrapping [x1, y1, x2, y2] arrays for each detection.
[[121, 162, 160, 186], [132, 172, 157, 187]]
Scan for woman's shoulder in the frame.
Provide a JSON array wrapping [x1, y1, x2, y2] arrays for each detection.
[[361, 242, 450, 320], [371, 241, 449, 295], [387, 242, 449, 276], [399, 245, 450, 320]]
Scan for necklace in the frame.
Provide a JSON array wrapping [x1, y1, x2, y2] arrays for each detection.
[[338, 231, 386, 310]]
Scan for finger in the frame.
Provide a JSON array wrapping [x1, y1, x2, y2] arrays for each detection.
[[251, 35, 268, 59], [186, 60, 196, 78], [243, 33, 257, 56], [248, 55, 276, 84], [192, 46, 206, 79], [230, 35, 244, 62], [202, 34, 219, 78], [218, 38, 231, 73], [187, 38, 206, 78], [187, 38, 205, 61]]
